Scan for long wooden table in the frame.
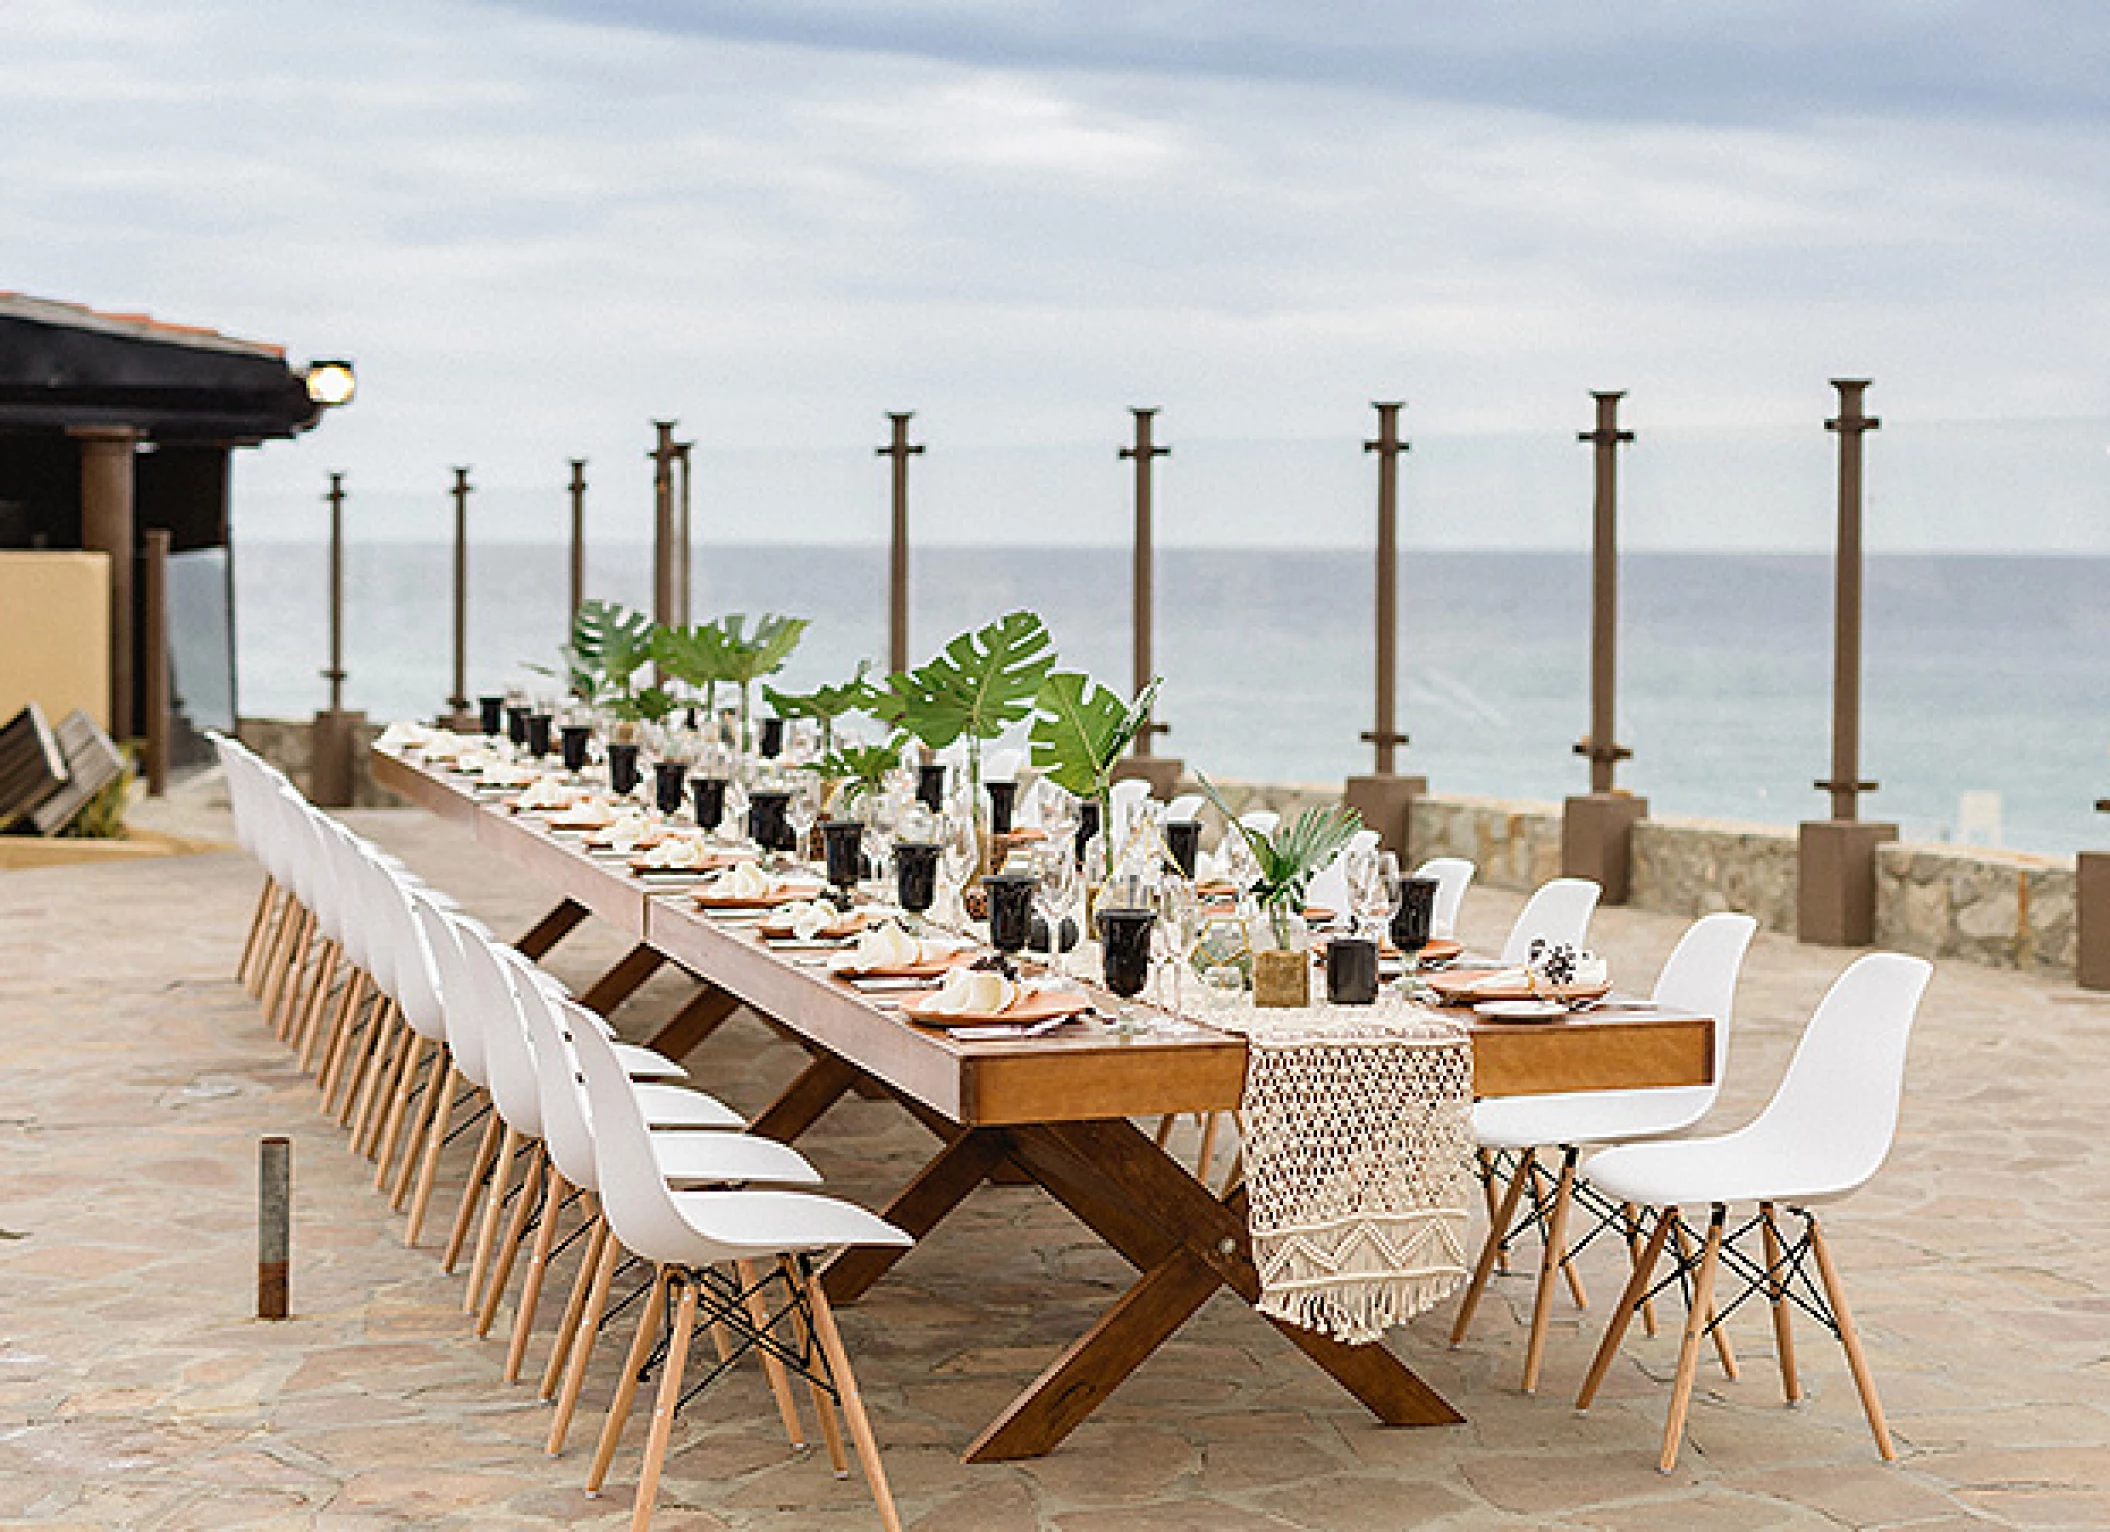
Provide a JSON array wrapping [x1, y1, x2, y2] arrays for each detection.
[[373, 746, 1714, 1460]]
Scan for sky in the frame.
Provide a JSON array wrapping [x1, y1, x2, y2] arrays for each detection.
[[6, 0, 2110, 549]]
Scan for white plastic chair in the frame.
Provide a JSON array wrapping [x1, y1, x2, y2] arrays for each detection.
[[1412, 856, 1475, 940], [1499, 877, 1601, 963], [1574, 952, 1934, 1471], [1451, 913, 1759, 1391], [514, 981, 820, 1411], [572, 1009, 913, 1531]]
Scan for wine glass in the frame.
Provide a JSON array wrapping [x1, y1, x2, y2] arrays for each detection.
[[1099, 905, 1157, 1034], [938, 805, 978, 926], [786, 776, 820, 864], [1038, 833, 1083, 977], [1157, 876, 1201, 1019]]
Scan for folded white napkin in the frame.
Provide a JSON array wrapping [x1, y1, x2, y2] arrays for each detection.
[[517, 778, 575, 812], [711, 860, 775, 900], [771, 900, 837, 940], [601, 809, 654, 853], [843, 921, 923, 971], [640, 834, 711, 869], [376, 721, 430, 751], [925, 967, 1018, 1016]]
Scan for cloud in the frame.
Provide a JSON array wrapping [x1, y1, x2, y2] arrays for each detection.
[[2, 0, 2106, 552]]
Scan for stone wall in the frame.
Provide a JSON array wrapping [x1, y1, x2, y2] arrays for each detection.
[[1630, 815, 1800, 935], [1405, 793, 1564, 891], [237, 717, 406, 808], [1875, 841, 2076, 977]]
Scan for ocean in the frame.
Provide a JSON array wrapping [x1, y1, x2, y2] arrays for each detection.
[[228, 542, 2110, 858]]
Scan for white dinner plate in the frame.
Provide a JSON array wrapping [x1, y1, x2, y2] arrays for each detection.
[[1473, 999, 1571, 1022]]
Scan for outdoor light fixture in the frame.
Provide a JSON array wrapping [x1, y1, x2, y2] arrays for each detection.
[[304, 359, 357, 407]]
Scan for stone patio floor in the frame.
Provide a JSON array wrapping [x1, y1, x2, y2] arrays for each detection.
[[2, 780, 2107, 1530]]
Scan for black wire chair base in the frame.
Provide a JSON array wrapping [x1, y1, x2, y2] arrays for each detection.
[[630, 1258, 840, 1417]]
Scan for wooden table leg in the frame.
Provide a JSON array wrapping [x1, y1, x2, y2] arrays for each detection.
[[970, 1117, 1461, 1462], [748, 1055, 861, 1143], [575, 942, 665, 1016], [823, 1129, 1011, 1305], [643, 984, 742, 1060], [515, 898, 588, 960]]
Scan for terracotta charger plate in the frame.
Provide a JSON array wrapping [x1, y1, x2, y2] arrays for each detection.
[[694, 882, 826, 910], [1424, 971, 1611, 1007], [629, 847, 754, 876], [899, 989, 1093, 1028], [1320, 935, 1463, 965], [831, 949, 971, 981]]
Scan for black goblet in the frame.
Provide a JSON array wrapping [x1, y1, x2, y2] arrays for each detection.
[[916, 761, 946, 813], [985, 779, 1018, 836], [758, 718, 785, 759], [606, 741, 641, 797], [525, 711, 553, 758], [505, 704, 532, 747], [1099, 907, 1157, 1002], [559, 723, 592, 774], [1075, 800, 1102, 868], [822, 820, 864, 895], [747, 788, 793, 852], [1390, 874, 1439, 957], [982, 871, 1037, 955], [1326, 934, 1380, 1005], [1163, 819, 1202, 880], [652, 759, 688, 816], [894, 841, 941, 915], [689, 775, 728, 831], [478, 694, 506, 736]]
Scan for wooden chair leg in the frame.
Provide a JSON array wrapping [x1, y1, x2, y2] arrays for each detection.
[[475, 1143, 542, 1332], [542, 1208, 606, 1401], [1451, 1146, 1535, 1347], [1808, 1215, 1895, 1461], [1672, 1216, 1739, 1380], [289, 940, 340, 1060], [257, 902, 305, 1021], [277, 919, 326, 1042], [392, 1049, 452, 1212], [318, 981, 374, 1116], [372, 1035, 427, 1188], [340, 995, 399, 1130], [1623, 1202, 1659, 1338], [352, 1009, 409, 1153], [802, 1261, 903, 1532], [505, 1171, 568, 1379], [442, 1112, 503, 1273], [1660, 1205, 1727, 1472], [264, 906, 314, 1037], [1476, 1150, 1510, 1273], [1576, 1208, 1674, 1410], [1759, 1203, 1801, 1404], [735, 1259, 806, 1450], [309, 967, 367, 1084], [1521, 1148, 1578, 1394], [777, 1258, 848, 1477], [586, 1265, 672, 1494], [237, 879, 279, 990], [1195, 1112, 1224, 1182], [462, 1121, 519, 1297], [1152, 1114, 1175, 1149], [549, 1228, 624, 1449], [628, 1273, 700, 1532]]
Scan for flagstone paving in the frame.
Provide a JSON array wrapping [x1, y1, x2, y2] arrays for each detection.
[[2, 781, 2106, 1529]]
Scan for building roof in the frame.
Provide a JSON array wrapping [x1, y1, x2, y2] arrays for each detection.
[[0, 292, 325, 444]]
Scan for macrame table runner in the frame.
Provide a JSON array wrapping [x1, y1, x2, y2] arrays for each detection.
[[1194, 995, 1476, 1345]]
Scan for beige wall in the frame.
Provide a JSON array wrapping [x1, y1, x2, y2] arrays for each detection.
[[0, 551, 111, 729]]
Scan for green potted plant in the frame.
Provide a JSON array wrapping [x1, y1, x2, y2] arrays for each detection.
[[763, 660, 879, 756], [1198, 774, 1362, 1007], [803, 731, 907, 820], [871, 610, 1056, 873], [653, 613, 807, 755], [1028, 668, 1160, 852]]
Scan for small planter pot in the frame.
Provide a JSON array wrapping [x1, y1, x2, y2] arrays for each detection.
[[1253, 947, 1312, 1009]]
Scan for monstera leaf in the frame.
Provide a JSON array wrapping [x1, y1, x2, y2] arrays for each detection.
[[764, 661, 878, 751], [1029, 671, 1161, 806], [717, 613, 808, 687], [803, 732, 907, 807], [874, 611, 1056, 751], [651, 622, 735, 702]]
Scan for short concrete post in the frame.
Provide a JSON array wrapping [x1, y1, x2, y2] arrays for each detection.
[[1798, 380, 1897, 945], [2080, 799, 2110, 990], [1562, 391, 1647, 902], [259, 1136, 290, 1320]]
